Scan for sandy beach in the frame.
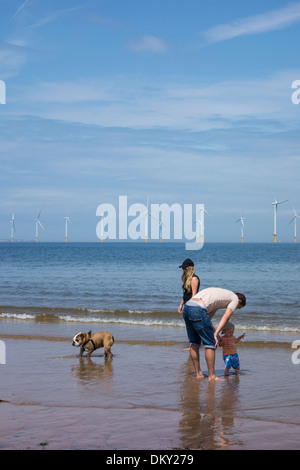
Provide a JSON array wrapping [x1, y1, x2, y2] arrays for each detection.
[[1, 325, 299, 451]]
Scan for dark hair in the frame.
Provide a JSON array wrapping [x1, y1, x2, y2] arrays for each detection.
[[235, 293, 246, 307]]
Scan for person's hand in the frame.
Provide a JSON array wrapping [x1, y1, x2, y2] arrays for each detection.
[[178, 306, 183, 314], [214, 333, 221, 348]]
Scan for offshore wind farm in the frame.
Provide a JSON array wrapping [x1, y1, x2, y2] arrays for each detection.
[[4, 195, 299, 244]]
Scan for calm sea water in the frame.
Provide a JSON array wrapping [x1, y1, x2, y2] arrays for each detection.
[[0, 242, 299, 341]]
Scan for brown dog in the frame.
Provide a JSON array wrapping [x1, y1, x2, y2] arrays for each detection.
[[72, 330, 114, 358]]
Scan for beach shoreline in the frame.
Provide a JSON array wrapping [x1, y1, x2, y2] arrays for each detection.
[[1, 331, 299, 450]]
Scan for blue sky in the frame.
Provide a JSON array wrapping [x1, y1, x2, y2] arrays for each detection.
[[0, 0, 300, 242]]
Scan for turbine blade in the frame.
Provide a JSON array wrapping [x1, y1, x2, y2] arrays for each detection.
[[288, 217, 296, 225], [278, 199, 289, 205]]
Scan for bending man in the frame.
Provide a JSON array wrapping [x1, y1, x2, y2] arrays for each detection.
[[182, 287, 246, 381]]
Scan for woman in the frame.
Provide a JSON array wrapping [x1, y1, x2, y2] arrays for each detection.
[[178, 258, 200, 314]]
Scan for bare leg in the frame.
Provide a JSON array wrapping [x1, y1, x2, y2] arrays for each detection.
[[224, 368, 230, 376], [189, 344, 206, 378], [205, 347, 222, 381]]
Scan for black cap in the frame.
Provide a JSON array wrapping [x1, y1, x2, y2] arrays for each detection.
[[179, 258, 194, 269]]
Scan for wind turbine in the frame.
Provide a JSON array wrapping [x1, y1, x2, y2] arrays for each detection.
[[272, 196, 288, 243], [198, 205, 210, 243], [288, 209, 300, 243], [236, 216, 246, 243], [191, 205, 209, 243], [144, 197, 150, 243], [143, 197, 154, 243], [143, 197, 161, 243], [158, 220, 166, 242], [35, 211, 44, 242], [64, 216, 71, 242], [10, 213, 16, 242]]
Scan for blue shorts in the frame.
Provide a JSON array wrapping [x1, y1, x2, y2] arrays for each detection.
[[182, 302, 216, 350], [223, 353, 240, 369]]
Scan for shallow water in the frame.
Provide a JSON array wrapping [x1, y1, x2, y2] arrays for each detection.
[[0, 323, 299, 450], [1, 242, 299, 449]]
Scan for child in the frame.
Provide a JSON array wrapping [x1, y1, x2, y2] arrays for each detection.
[[219, 322, 245, 376]]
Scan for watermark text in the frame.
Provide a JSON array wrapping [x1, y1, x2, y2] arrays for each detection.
[[291, 340, 300, 365], [0, 80, 6, 104], [96, 196, 206, 250], [0, 340, 6, 364], [291, 80, 300, 105]]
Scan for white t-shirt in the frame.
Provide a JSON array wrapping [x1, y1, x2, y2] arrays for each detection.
[[193, 288, 239, 318]]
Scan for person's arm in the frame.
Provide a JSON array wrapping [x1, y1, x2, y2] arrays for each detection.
[[214, 308, 234, 347], [191, 276, 199, 297], [235, 333, 246, 343], [178, 299, 184, 314]]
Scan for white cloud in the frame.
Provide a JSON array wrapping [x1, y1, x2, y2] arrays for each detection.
[[12, 71, 299, 131], [20, 80, 114, 103], [202, 2, 300, 44], [9, 0, 31, 23], [127, 35, 169, 53], [28, 5, 84, 29], [0, 44, 28, 78]]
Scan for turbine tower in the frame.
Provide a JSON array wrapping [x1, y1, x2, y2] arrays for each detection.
[[35, 211, 44, 242], [198, 205, 209, 243], [10, 213, 15, 242], [144, 196, 155, 243], [64, 216, 71, 242], [288, 209, 300, 243], [272, 196, 288, 243], [236, 216, 246, 243], [158, 221, 166, 242], [144, 197, 150, 243], [192, 205, 209, 244]]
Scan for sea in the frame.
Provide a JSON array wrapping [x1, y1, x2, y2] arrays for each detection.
[[1, 241, 300, 450], [0, 241, 299, 343]]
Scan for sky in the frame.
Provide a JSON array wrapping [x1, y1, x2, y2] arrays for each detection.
[[0, 0, 300, 243]]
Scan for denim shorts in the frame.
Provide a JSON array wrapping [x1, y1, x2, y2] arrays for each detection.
[[182, 302, 216, 349]]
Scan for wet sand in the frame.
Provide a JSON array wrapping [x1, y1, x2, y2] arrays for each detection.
[[0, 332, 300, 450]]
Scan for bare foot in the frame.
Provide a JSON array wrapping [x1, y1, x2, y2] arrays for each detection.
[[195, 372, 207, 379], [208, 375, 223, 382]]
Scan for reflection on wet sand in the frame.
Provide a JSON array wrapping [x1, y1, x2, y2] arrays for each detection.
[[178, 356, 243, 450], [71, 356, 114, 388]]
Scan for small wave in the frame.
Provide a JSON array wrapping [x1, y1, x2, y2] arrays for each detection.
[[58, 315, 183, 328], [1, 306, 299, 333], [0, 313, 36, 320], [0, 311, 183, 327], [231, 322, 300, 334]]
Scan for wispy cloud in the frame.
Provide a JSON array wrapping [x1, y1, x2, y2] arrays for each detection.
[[21, 80, 114, 102], [9, 0, 31, 22], [202, 2, 300, 44], [127, 35, 169, 53], [28, 5, 84, 29], [11, 71, 299, 131], [0, 42, 28, 78]]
